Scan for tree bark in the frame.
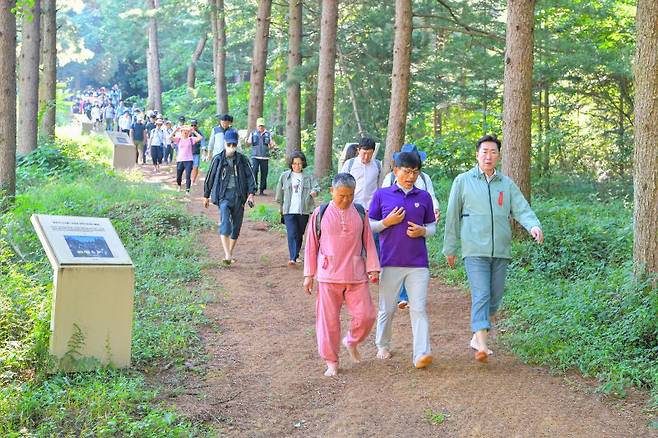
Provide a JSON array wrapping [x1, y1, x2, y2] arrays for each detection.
[[501, 0, 536, 202], [146, 0, 162, 112], [304, 74, 316, 127], [337, 46, 364, 137], [285, 0, 302, 154], [633, 0, 658, 276], [18, 0, 40, 155], [382, 0, 413, 177], [536, 86, 543, 176], [313, 0, 339, 178], [0, 0, 17, 210], [39, 0, 56, 140], [211, 0, 228, 114], [187, 33, 208, 90], [247, 0, 273, 132], [433, 107, 442, 136], [542, 82, 550, 174]]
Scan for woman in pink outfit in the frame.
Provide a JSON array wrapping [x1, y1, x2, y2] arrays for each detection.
[[303, 173, 380, 377], [171, 125, 201, 194]]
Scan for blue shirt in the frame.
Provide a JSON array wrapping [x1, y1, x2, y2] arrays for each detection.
[[369, 185, 435, 268]]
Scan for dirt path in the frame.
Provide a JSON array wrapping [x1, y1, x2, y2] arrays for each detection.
[[146, 165, 654, 437]]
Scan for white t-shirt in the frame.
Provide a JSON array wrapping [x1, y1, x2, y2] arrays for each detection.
[[288, 172, 304, 214], [341, 158, 380, 209]]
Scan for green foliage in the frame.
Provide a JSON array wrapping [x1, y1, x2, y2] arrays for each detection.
[[0, 132, 213, 435], [247, 203, 284, 230], [424, 409, 448, 426], [0, 372, 206, 436]]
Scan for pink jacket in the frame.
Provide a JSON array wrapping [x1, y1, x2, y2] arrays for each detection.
[[304, 202, 380, 283]]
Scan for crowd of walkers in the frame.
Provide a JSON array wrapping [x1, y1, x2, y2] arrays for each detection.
[[200, 128, 545, 378], [73, 92, 544, 379], [73, 85, 128, 131]]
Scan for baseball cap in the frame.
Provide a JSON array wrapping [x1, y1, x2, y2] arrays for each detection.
[[256, 117, 265, 127], [224, 129, 239, 144]]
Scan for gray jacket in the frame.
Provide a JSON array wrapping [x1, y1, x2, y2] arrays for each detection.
[[275, 170, 321, 215]]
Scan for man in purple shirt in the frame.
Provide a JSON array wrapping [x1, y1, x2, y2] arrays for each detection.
[[368, 151, 437, 369]]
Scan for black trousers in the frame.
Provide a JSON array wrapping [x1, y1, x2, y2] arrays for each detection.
[[251, 157, 269, 192], [176, 161, 193, 191]]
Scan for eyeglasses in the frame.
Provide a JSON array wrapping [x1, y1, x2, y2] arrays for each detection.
[[398, 168, 420, 176]]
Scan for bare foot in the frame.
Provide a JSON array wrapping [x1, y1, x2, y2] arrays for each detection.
[[470, 333, 493, 355], [342, 338, 362, 363], [324, 362, 338, 377], [376, 348, 391, 360]]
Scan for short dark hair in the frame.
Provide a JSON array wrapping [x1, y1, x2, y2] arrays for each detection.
[[394, 151, 422, 170], [288, 150, 307, 169], [358, 137, 376, 150], [476, 134, 501, 151]]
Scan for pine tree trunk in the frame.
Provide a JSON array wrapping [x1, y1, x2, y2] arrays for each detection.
[[211, 0, 228, 114], [382, 0, 413, 177], [542, 83, 550, 174], [304, 74, 316, 127], [285, 0, 302, 154], [39, 0, 56, 140], [0, 1, 17, 211], [18, 0, 40, 155], [433, 107, 442, 136], [247, 0, 273, 132], [633, 0, 658, 276], [501, 0, 536, 202], [187, 34, 207, 90], [313, 0, 339, 178], [536, 86, 543, 177], [146, 0, 162, 112], [338, 46, 364, 137]]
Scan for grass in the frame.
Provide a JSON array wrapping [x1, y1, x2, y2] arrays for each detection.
[[425, 409, 448, 425], [1, 126, 214, 435]]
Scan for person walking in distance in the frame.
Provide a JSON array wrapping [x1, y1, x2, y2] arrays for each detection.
[[247, 117, 277, 196], [189, 119, 205, 185], [171, 125, 201, 194], [203, 130, 256, 265]]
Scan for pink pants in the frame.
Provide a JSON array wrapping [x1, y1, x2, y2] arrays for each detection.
[[316, 282, 376, 363]]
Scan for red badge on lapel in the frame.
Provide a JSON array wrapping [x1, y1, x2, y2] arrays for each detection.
[[498, 191, 503, 206]]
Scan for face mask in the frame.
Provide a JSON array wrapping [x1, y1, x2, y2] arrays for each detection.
[[226, 146, 236, 157]]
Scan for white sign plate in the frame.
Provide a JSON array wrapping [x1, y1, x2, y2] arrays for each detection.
[[106, 131, 134, 146], [31, 214, 133, 266]]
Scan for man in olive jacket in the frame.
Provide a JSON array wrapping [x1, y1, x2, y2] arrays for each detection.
[[443, 135, 544, 363], [203, 130, 256, 265]]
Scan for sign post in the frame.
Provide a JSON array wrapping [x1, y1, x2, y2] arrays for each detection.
[[106, 131, 136, 170], [31, 214, 134, 371]]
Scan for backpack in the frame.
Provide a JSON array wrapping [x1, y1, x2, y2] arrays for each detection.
[[346, 157, 381, 179], [314, 203, 368, 256], [388, 171, 429, 189]]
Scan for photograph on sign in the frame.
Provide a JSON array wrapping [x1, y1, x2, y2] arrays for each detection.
[[31, 214, 133, 266], [64, 235, 114, 258]]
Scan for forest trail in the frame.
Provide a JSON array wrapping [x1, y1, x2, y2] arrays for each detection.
[[145, 167, 654, 437]]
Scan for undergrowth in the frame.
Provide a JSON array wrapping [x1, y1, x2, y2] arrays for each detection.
[[1, 129, 213, 435]]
